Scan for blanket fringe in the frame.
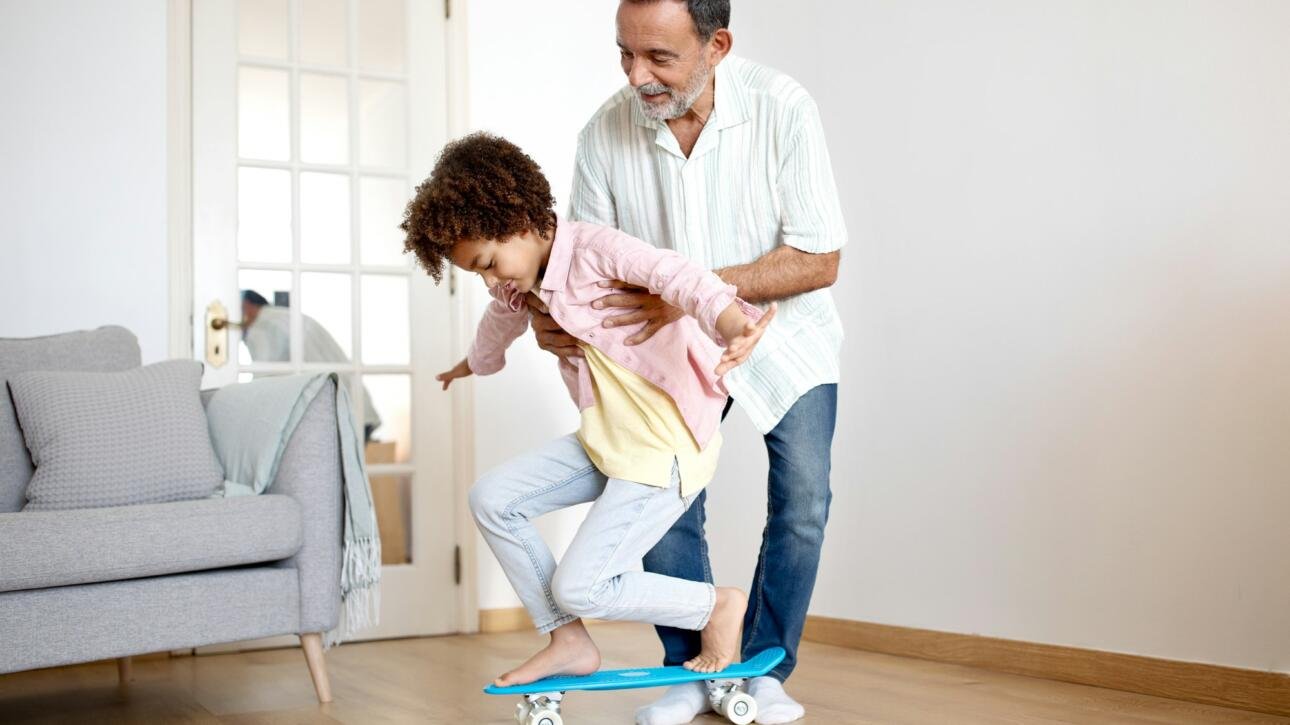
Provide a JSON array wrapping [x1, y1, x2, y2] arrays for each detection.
[[325, 535, 382, 649]]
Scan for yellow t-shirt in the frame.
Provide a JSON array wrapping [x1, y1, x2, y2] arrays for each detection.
[[576, 344, 721, 498]]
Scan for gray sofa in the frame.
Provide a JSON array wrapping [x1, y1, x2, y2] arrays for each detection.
[[0, 326, 342, 702]]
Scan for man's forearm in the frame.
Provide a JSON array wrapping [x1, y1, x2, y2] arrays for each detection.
[[715, 246, 840, 304]]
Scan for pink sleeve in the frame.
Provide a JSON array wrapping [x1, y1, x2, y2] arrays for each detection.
[[584, 235, 762, 345], [466, 284, 530, 375]]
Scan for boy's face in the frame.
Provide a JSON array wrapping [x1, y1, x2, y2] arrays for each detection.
[[449, 230, 547, 294]]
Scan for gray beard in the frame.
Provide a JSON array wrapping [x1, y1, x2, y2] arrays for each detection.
[[635, 62, 712, 121]]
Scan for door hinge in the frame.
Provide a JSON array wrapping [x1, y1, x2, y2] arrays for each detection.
[[449, 268, 457, 296], [445, 0, 451, 20], [453, 544, 462, 585]]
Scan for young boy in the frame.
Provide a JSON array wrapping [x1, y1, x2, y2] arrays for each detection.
[[402, 133, 775, 688]]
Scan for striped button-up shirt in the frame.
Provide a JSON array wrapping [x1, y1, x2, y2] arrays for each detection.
[[570, 54, 848, 433]]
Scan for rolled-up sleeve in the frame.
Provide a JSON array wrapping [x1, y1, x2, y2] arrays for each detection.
[[569, 129, 618, 228], [778, 99, 848, 254]]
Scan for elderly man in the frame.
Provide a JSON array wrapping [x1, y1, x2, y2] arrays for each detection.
[[527, 1, 846, 722]]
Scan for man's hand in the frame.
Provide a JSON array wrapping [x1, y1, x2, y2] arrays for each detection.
[[715, 302, 777, 376], [436, 358, 472, 390], [592, 280, 685, 345], [525, 293, 584, 359]]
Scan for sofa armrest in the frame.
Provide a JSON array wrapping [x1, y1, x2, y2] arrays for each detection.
[[264, 379, 343, 635]]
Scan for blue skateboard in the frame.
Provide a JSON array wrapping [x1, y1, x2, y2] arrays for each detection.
[[485, 647, 785, 725]]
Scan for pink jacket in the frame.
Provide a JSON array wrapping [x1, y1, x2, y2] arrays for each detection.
[[467, 218, 762, 449]]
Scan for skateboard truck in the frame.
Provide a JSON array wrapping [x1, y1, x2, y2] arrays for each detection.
[[515, 691, 564, 725], [705, 678, 758, 725]]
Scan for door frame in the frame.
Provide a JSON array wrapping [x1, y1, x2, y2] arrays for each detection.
[[443, 0, 479, 635], [165, 0, 480, 639]]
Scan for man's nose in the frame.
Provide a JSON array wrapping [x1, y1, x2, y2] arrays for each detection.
[[626, 59, 655, 89]]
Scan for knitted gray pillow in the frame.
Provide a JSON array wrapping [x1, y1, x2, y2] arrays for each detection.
[[9, 360, 224, 511]]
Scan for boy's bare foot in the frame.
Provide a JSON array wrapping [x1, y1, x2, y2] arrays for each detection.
[[684, 587, 747, 673], [494, 619, 601, 687]]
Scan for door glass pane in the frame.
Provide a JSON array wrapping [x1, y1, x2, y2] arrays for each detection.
[[299, 0, 348, 67], [358, 0, 405, 73], [238, 269, 293, 364], [300, 172, 351, 263], [362, 374, 410, 463], [360, 176, 411, 266], [238, 0, 288, 60], [359, 80, 406, 169], [368, 471, 412, 565], [361, 275, 409, 364], [237, 167, 292, 263], [299, 73, 349, 165], [301, 272, 353, 362], [238, 67, 290, 161]]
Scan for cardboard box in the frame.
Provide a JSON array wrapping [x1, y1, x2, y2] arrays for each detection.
[[365, 442, 409, 565]]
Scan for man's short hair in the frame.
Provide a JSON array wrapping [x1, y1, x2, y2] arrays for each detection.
[[623, 0, 730, 41], [241, 290, 270, 307]]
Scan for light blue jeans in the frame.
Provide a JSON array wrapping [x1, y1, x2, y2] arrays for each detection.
[[470, 433, 716, 634]]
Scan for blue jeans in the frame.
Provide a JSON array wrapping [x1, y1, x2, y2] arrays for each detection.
[[470, 434, 713, 634], [642, 383, 837, 682]]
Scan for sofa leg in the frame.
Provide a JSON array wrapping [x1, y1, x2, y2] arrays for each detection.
[[116, 656, 133, 685], [300, 633, 333, 703]]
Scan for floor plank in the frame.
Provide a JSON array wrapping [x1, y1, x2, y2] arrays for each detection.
[[0, 623, 1285, 724]]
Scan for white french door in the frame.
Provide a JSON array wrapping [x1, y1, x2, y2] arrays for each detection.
[[190, 0, 458, 641]]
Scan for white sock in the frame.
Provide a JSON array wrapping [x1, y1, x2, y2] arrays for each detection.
[[634, 681, 712, 725], [748, 676, 805, 724]]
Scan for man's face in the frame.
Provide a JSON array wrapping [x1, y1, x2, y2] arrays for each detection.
[[241, 300, 261, 328], [449, 230, 547, 295], [616, 1, 713, 121]]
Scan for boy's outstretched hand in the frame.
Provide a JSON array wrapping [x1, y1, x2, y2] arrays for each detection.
[[436, 358, 472, 390], [714, 302, 777, 376]]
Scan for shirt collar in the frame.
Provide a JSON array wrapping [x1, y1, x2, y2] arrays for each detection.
[[630, 55, 751, 134], [539, 215, 576, 293]]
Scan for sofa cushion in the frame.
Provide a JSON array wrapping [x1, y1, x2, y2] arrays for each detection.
[[0, 326, 142, 513], [10, 360, 223, 511], [0, 494, 303, 593]]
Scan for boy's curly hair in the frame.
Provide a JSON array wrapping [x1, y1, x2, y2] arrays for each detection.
[[400, 132, 556, 283]]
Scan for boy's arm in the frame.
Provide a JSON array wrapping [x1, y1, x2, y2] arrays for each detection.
[[585, 236, 762, 346], [466, 285, 531, 375]]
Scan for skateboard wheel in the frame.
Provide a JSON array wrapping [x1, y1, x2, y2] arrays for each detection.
[[720, 691, 756, 725], [526, 711, 563, 725]]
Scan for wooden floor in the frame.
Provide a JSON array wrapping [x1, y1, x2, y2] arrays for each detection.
[[0, 623, 1284, 724]]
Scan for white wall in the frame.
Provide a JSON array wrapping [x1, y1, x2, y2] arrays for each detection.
[[466, 0, 1290, 673], [0, 0, 170, 362], [717, 0, 1290, 673]]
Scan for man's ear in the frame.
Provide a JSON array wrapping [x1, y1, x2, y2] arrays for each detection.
[[707, 28, 733, 65]]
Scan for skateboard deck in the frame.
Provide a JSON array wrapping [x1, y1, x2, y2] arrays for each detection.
[[484, 647, 785, 695]]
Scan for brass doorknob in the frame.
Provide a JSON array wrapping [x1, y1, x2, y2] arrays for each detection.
[[205, 300, 238, 368]]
